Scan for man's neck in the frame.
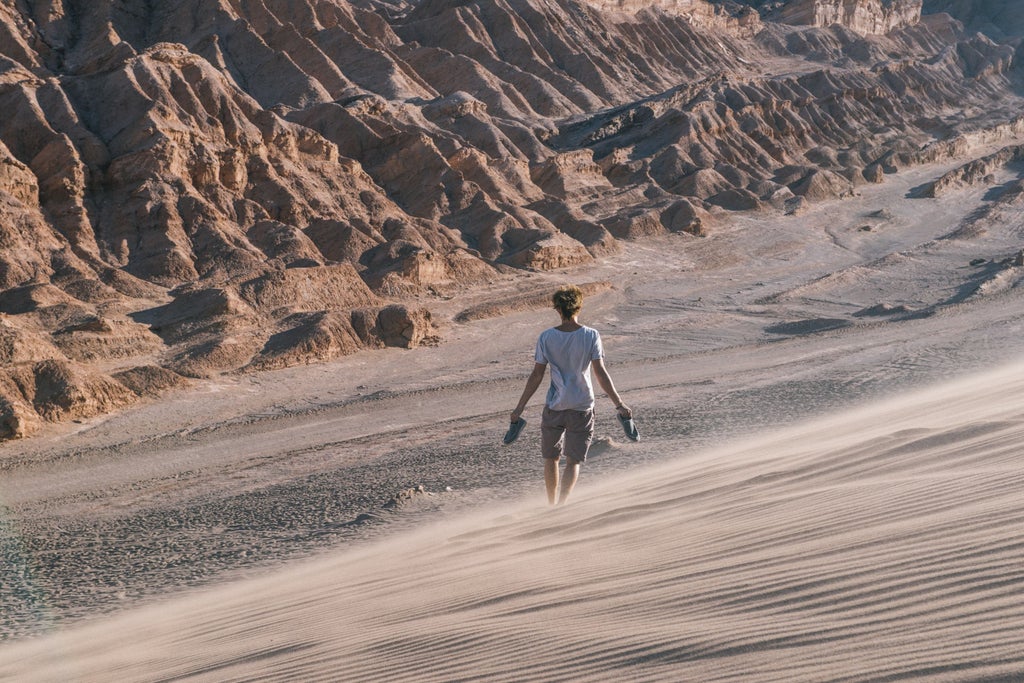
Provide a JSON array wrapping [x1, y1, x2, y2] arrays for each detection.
[[556, 317, 581, 332]]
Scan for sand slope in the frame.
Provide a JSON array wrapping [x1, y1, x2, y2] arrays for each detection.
[[2, 361, 1022, 682]]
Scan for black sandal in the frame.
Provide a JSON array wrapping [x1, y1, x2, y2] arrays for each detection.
[[503, 417, 527, 445], [618, 413, 640, 442]]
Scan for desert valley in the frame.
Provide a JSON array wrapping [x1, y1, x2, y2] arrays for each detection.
[[1, 0, 1024, 680]]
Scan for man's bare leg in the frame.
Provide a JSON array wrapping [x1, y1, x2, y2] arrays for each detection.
[[544, 457, 560, 505], [557, 459, 581, 505]]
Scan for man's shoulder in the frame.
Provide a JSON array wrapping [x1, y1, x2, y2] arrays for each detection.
[[579, 325, 601, 343]]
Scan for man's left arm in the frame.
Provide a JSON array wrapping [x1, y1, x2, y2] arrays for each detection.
[[593, 358, 631, 418]]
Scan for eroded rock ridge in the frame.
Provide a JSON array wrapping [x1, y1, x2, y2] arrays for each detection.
[[0, 0, 1021, 437]]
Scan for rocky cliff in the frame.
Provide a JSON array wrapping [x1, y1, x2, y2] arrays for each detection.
[[0, 0, 1021, 438], [773, 0, 922, 34], [579, 0, 763, 37]]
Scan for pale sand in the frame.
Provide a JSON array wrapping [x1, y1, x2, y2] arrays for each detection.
[[2, 153, 1024, 679], [1, 362, 1023, 682]]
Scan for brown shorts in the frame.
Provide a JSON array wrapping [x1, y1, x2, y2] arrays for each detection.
[[541, 406, 595, 463]]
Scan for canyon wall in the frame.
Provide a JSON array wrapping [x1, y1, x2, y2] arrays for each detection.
[[774, 0, 922, 34]]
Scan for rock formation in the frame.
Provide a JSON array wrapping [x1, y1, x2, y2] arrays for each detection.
[[0, 0, 1022, 438], [921, 143, 1024, 197], [582, 0, 763, 37], [773, 0, 922, 34]]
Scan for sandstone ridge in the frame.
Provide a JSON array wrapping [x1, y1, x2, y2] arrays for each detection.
[[773, 0, 922, 34], [0, 0, 1022, 438]]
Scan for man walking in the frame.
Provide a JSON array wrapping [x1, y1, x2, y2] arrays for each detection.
[[510, 285, 633, 505]]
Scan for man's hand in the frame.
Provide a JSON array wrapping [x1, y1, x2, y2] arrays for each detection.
[[616, 404, 633, 419], [510, 410, 523, 423]]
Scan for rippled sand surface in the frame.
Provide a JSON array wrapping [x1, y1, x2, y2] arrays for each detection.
[[2, 362, 1023, 682]]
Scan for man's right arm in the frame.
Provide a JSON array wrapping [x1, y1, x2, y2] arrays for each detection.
[[511, 362, 547, 422]]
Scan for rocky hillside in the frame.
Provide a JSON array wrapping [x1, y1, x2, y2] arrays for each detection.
[[0, 0, 1021, 438]]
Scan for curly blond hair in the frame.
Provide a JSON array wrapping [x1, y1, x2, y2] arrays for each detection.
[[552, 285, 584, 319]]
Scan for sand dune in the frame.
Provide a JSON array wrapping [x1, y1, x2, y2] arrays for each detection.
[[2, 361, 1022, 682]]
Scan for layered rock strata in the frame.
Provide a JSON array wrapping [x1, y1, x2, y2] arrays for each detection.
[[773, 0, 922, 34]]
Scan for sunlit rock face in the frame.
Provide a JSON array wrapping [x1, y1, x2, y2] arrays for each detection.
[[773, 0, 922, 34], [579, 0, 763, 37]]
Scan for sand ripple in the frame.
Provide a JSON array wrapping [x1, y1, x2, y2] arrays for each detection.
[[2, 363, 1023, 681]]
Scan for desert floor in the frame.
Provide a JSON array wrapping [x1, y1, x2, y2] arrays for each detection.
[[2, 153, 1024, 681]]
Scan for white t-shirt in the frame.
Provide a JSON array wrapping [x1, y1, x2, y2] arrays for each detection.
[[534, 325, 604, 411]]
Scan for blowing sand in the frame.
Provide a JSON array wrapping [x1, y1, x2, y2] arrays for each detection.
[[2, 361, 1023, 682], [2, 156, 1024, 680]]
